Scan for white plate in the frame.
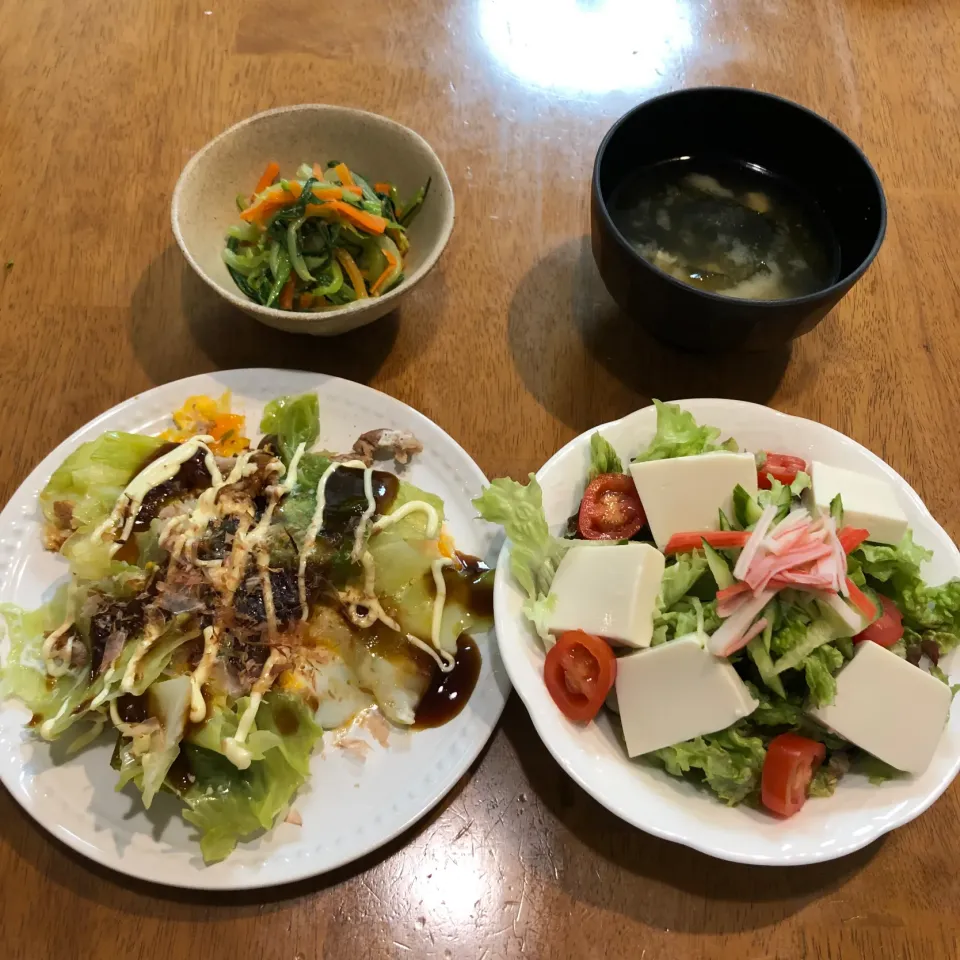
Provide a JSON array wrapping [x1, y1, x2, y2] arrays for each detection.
[[0, 369, 510, 889], [493, 398, 960, 865]]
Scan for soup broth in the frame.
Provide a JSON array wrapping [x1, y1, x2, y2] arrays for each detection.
[[609, 158, 840, 300]]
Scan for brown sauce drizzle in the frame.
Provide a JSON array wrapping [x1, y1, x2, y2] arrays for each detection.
[[319, 467, 400, 536], [413, 636, 482, 729], [115, 693, 148, 724], [447, 553, 494, 618]]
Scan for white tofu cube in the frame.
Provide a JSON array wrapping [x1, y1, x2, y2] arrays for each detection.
[[629, 452, 758, 549], [810, 640, 951, 774], [615, 635, 758, 757], [810, 461, 909, 545], [547, 542, 664, 648]]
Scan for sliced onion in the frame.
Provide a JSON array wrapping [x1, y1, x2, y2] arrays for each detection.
[[708, 587, 778, 657], [733, 504, 779, 581]]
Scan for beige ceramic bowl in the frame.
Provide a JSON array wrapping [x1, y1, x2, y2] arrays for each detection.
[[171, 105, 454, 335]]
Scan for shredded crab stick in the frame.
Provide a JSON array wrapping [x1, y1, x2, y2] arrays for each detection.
[[708, 588, 778, 656], [700, 509, 872, 656], [664, 530, 751, 553]]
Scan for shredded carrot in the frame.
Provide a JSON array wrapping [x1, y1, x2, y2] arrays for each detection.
[[304, 201, 386, 235], [279, 277, 296, 310], [312, 162, 324, 180], [310, 185, 343, 201], [254, 161, 280, 195], [240, 183, 296, 223], [373, 182, 391, 195], [335, 249, 368, 299], [334, 162, 355, 187], [369, 245, 400, 296], [342, 184, 362, 197], [299, 292, 314, 308]]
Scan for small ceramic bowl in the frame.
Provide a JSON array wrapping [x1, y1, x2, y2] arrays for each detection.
[[171, 105, 455, 336]]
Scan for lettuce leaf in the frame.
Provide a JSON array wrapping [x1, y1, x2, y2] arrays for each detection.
[[649, 723, 766, 804], [473, 475, 569, 602], [39, 432, 165, 561], [178, 694, 321, 862], [802, 644, 845, 707], [0, 590, 82, 727], [853, 533, 960, 659], [259, 393, 320, 464], [632, 400, 737, 463], [588, 433, 623, 480], [658, 551, 707, 609]]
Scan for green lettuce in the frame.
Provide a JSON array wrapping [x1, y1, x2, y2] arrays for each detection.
[[649, 723, 766, 804], [658, 551, 708, 609], [259, 393, 320, 464], [802, 644, 845, 707], [0, 590, 80, 726], [632, 400, 737, 463], [853, 532, 960, 662], [808, 752, 850, 798], [587, 433, 623, 480], [473, 475, 569, 602], [179, 694, 321, 862], [652, 597, 720, 646], [39, 432, 165, 550]]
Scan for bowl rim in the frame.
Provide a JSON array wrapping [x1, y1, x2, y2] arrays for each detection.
[[170, 103, 455, 326], [591, 85, 888, 309]]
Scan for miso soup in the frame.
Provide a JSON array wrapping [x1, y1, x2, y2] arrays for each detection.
[[609, 158, 840, 300]]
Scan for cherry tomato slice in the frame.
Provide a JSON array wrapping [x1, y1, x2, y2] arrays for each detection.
[[757, 452, 809, 490], [543, 630, 617, 722], [577, 474, 646, 540], [761, 732, 826, 817], [853, 594, 904, 648]]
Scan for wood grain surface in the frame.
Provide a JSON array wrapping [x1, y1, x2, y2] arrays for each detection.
[[2, 0, 960, 956]]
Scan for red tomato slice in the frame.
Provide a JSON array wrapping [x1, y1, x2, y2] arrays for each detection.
[[853, 594, 904, 647], [664, 530, 751, 553], [758, 452, 809, 490], [578, 474, 646, 540], [761, 733, 826, 817], [543, 630, 617, 723]]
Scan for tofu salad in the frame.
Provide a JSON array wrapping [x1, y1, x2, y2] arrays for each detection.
[[475, 401, 960, 818]]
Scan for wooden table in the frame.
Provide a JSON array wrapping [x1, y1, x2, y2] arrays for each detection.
[[3, 0, 960, 956]]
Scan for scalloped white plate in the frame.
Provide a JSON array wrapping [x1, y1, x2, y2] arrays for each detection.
[[493, 399, 960, 865], [0, 369, 509, 889]]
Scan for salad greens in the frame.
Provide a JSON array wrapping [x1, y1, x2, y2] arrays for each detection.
[[476, 399, 960, 808], [260, 392, 320, 464], [2, 389, 490, 862], [588, 433, 623, 480], [224, 160, 430, 310], [632, 399, 738, 463]]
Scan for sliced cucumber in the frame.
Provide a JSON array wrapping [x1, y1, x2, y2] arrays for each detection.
[[733, 483, 763, 528], [702, 540, 735, 590]]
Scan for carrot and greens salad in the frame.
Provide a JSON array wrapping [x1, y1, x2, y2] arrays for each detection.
[[222, 160, 430, 310]]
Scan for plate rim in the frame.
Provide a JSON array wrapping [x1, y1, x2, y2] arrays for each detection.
[[493, 397, 960, 865], [0, 368, 510, 890]]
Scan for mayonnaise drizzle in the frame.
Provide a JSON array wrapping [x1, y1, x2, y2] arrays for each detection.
[[95, 436, 221, 553], [41, 620, 77, 677], [121, 617, 166, 693], [223, 649, 284, 769], [370, 500, 440, 539], [189, 625, 221, 723], [293, 458, 455, 670], [297, 460, 368, 620], [351, 466, 377, 559]]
